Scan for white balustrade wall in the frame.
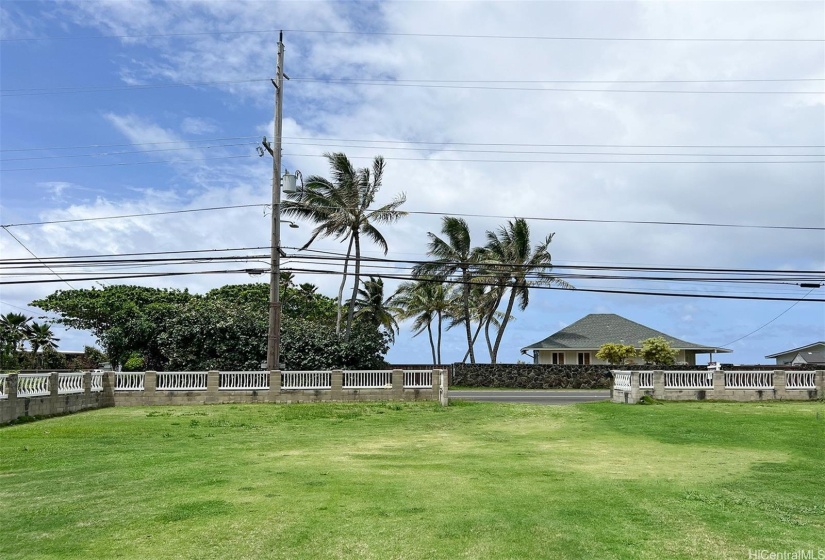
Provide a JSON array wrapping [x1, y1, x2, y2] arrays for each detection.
[[282, 371, 332, 390], [404, 370, 433, 389], [639, 372, 653, 389], [58, 372, 85, 395], [17, 373, 50, 397], [90, 372, 104, 392], [612, 369, 824, 404], [115, 372, 145, 391], [156, 372, 207, 391], [343, 370, 392, 389], [220, 371, 269, 390], [786, 372, 816, 389], [725, 371, 774, 389], [664, 371, 714, 389], [613, 372, 632, 391]]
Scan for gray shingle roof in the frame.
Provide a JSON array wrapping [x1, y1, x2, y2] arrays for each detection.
[[765, 341, 825, 358], [793, 350, 825, 364], [521, 313, 731, 353]]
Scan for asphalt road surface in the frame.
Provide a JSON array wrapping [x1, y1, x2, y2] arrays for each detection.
[[449, 389, 610, 405]]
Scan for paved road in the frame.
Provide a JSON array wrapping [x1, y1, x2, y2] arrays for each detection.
[[450, 389, 610, 405]]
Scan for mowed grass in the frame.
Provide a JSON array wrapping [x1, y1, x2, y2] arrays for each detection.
[[1, 400, 823, 559]]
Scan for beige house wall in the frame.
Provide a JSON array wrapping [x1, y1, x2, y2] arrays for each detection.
[[536, 349, 693, 366]]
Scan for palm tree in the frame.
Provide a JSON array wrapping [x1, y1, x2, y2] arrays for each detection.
[[27, 321, 60, 368], [353, 276, 400, 342], [484, 218, 572, 363], [1, 312, 31, 352], [414, 217, 481, 363], [391, 278, 450, 365], [282, 152, 407, 339]]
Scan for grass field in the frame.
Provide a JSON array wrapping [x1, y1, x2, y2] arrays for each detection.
[[1, 400, 823, 559]]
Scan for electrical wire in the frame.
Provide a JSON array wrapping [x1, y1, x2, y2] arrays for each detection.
[[717, 288, 817, 347], [1, 226, 74, 289], [2, 203, 821, 231], [2, 28, 823, 42], [3, 136, 822, 153]]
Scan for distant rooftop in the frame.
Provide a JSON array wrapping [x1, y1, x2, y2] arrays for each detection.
[[521, 313, 731, 353], [765, 341, 825, 359]]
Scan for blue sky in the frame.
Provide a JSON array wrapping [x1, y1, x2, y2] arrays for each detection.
[[1, 0, 823, 365]]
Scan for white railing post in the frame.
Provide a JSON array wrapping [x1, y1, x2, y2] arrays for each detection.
[[439, 370, 449, 406], [774, 370, 786, 397], [392, 369, 404, 399], [49, 372, 59, 415], [652, 370, 664, 398], [269, 370, 281, 401], [331, 370, 343, 400], [144, 371, 157, 405]]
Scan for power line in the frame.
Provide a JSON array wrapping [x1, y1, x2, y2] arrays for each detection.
[[3, 76, 822, 96], [10, 152, 824, 171], [0, 204, 266, 228], [1, 263, 822, 302], [286, 79, 825, 94], [717, 288, 818, 347], [0, 135, 259, 153], [281, 266, 825, 302], [0, 142, 257, 162], [0, 153, 255, 172], [2, 203, 822, 232], [1, 226, 74, 289], [2, 28, 823, 42], [284, 136, 825, 149], [277, 141, 825, 157], [3, 136, 821, 153], [0, 79, 269, 96], [5, 141, 823, 162]]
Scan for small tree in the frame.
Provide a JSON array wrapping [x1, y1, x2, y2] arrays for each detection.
[[595, 343, 638, 365], [640, 337, 678, 366]]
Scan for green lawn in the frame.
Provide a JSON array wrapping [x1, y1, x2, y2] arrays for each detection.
[[1, 400, 823, 559]]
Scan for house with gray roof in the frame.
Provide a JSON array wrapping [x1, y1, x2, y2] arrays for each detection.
[[521, 313, 731, 366], [765, 342, 825, 366]]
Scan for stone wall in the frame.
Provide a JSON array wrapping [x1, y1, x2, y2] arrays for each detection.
[[451, 363, 613, 389]]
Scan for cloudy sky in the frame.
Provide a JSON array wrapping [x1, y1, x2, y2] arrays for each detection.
[[1, 0, 823, 365]]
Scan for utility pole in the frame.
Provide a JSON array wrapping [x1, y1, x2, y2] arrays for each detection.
[[267, 31, 285, 371]]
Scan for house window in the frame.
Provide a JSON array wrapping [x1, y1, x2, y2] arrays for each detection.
[[551, 352, 565, 365], [578, 352, 590, 365]]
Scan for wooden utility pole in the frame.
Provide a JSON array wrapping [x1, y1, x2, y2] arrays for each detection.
[[267, 32, 285, 371]]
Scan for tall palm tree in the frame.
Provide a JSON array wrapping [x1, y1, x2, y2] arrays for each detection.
[[485, 218, 573, 363], [414, 217, 481, 363], [353, 276, 400, 342], [391, 278, 449, 364], [27, 321, 60, 368], [0, 312, 31, 352], [282, 152, 407, 339]]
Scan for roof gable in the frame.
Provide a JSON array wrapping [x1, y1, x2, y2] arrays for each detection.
[[521, 313, 729, 352], [765, 341, 825, 359], [791, 349, 825, 364]]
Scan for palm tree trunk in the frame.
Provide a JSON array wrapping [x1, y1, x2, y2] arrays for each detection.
[[462, 320, 485, 363], [335, 235, 355, 335], [484, 312, 495, 363], [344, 229, 361, 340], [461, 268, 475, 364], [426, 322, 436, 365], [491, 283, 518, 364]]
